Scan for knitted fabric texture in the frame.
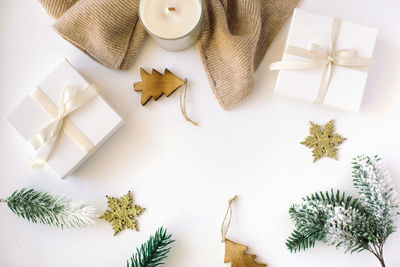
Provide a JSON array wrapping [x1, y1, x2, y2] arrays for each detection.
[[39, 0, 299, 109]]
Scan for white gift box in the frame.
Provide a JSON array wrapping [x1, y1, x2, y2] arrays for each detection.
[[271, 9, 378, 112], [7, 60, 123, 179]]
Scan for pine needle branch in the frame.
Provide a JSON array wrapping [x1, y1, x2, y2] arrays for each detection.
[[4, 188, 96, 229], [128, 227, 174, 267], [286, 229, 321, 252]]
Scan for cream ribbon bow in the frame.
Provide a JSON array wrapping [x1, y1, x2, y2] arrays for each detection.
[[29, 84, 97, 168], [270, 18, 373, 104]]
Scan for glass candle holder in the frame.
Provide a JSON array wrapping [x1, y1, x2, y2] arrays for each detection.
[[139, 0, 203, 51]]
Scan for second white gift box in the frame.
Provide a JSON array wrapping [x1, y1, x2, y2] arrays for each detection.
[[7, 59, 124, 179], [270, 9, 378, 112]]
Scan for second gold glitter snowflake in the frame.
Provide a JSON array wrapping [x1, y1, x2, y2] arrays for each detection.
[[301, 120, 346, 162]]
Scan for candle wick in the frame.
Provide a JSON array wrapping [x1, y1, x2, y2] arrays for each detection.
[[168, 7, 176, 12]]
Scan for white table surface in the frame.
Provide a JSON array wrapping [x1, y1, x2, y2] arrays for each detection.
[[1, 0, 399, 266]]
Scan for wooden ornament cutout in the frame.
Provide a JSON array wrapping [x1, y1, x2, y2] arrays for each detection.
[[221, 196, 267, 267], [133, 68, 198, 125], [224, 239, 266, 267], [134, 68, 184, 105]]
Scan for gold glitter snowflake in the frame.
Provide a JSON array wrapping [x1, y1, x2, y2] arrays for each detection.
[[100, 191, 145, 235], [301, 120, 346, 162]]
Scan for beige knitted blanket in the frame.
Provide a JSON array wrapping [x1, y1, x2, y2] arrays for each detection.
[[39, 0, 299, 109]]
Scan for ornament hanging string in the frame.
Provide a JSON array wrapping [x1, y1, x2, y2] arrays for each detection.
[[221, 195, 238, 242], [179, 79, 198, 126]]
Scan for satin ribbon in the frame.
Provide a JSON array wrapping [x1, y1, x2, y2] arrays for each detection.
[[29, 84, 98, 168], [270, 18, 373, 104]]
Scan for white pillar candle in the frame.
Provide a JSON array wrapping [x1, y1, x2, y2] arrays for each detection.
[[139, 0, 203, 51]]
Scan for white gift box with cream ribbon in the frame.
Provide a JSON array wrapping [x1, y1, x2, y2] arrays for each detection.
[[6, 59, 123, 179], [270, 9, 378, 112]]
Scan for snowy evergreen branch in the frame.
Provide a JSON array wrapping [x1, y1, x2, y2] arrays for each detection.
[[2, 188, 96, 229], [352, 155, 399, 241], [287, 155, 399, 267], [287, 189, 373, 253]]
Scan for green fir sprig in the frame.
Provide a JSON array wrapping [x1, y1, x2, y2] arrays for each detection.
[[287, 155, 399, 267], [1, 188, 96, 229], [128, 227, 174, 267]]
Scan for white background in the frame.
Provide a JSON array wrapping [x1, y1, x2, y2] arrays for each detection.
[[1, 0, 399, 266]]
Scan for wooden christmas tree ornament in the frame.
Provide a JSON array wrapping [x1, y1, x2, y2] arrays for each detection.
[[221, 196, 267, 267], [133, 68, 197, 125], [134, 68, 183, 105]]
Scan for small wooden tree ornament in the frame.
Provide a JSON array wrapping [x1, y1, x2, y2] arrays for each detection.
[[221, 196, 267, 267], [133, 68, 197, 125], [134, 68, 182, 105]]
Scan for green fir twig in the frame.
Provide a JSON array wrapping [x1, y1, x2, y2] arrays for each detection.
[[128, 227, 174, 267], [1, 188, 96, 229]]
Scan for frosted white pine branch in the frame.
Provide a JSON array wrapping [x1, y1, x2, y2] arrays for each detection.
[[353, 155, 399, 238], [53, 197, 96, 228]]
